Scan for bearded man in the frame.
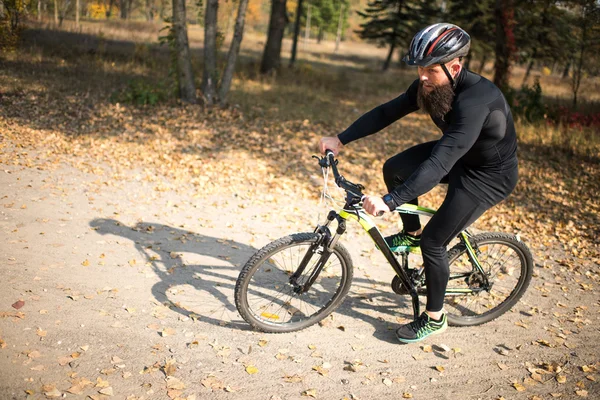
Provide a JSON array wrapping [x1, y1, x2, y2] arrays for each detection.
[[319, 23, 519, 343]]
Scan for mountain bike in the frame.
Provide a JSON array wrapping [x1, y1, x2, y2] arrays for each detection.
[[234, 152, 533, 333]]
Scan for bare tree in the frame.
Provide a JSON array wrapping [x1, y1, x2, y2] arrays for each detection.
[[493, 0, 515, 92], [201, 0, 218, 104], [290, 0, 303, 67], [172, 0, 197, 103], [218, 0, 249, 106], [261, 0, 288, 74]]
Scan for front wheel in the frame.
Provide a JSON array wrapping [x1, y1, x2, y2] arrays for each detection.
[[235, 233, 353, 333], [444, 233, 533, 327]]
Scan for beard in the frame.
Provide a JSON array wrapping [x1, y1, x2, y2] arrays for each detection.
[[417, 81, 455, 120]]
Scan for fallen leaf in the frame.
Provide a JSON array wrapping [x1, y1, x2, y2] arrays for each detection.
[[513, 382, 526, 391], [161, 328, 176, 337], [201, 376, 224, 390], [66, 385, 85, 394], [12, 300, 25, 309], [245, 365, 259, 375], [99, 387, 114, 396], [403, 393, 413, 398], [44, 386, 62, 398], [382, 378, 392, 386], [576, 390, 588, 397], [435, 366, 445, 373], [301, 388, 317, 398], [283, 374, 303, 383], [166, 376, 186, 390], [258, 339, 268, 347], [557, 375, 567, 384], [95, 377, 110, 388], [82, 259, 90, 266], [422, 345, 432, 353]]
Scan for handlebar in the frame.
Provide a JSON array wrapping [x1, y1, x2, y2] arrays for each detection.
[[314, 151, 365, 202]]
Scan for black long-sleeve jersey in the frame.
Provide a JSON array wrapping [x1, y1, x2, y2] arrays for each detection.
[[337, 68, 518, 206]]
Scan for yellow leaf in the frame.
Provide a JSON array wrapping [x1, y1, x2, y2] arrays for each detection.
[[308, 344, 316, 350], [245, 365, 259, 374], [36, 328, 47, 337], [513, 382, 526, 391], [82, 259, 90, 266], [166, 376, 186, 390], [258, 339, 268, 347], [556, 375, 567, 383], [99, 387, 114, 396], [576, 390, 588, 397], [435, 366, 445, 373], [95, 377, 110, 388], [302, 388, 317, 398], [161, 328, 176, 337], [403, 393, 413, 398], [422, 345, 432, 353]]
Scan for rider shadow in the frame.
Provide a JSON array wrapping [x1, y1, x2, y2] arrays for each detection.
[[89, 218, 414, 338]]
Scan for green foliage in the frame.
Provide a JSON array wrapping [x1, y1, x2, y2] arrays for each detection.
[[507, 78, 545, 123], [111, 80, 170, 106], [445, 0, 495, 57], [158, 20, 179, 86], [355, 0, 440, 51]]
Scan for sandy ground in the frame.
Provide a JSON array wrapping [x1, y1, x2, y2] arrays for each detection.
[[1, 147, 599, 400]]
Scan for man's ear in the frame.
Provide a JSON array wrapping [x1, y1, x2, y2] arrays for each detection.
[[451, 59, 462, 77]]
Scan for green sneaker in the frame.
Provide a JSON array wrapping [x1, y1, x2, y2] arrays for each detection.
[[396, 312, 447, 343], [385, 231, 421, 254]]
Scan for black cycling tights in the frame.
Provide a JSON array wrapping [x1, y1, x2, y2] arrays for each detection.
[[383, 141, 492, 312]]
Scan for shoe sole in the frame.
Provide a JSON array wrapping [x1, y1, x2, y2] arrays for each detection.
[[396, 323, 447, 344], [391, 246, 422, 255]]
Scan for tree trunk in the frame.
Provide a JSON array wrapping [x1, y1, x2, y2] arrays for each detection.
[[106, 0, 114, 18], [76, 0, 80, 27], [562, 62, 570, 79], [572, 15, 588, 108], [54, 0, 59, 24], [304, 3, 311, 48], [383, 40, 396, 71], [37, 0, 42, 22], [464, 51, 472, 70], [289, 0, 303, 67], [522, 60, 534, 87], [317, 25, 323, 43], [145, 0, 154, 20], [477, 54, 488, 74], [335, 3, 344, 53], [202, 0, 218, 104], [172, 0, 197, 103], [261, 0, 288, 75], [493, 0, 514, 93], [120, 0, 127, 19], [218, 0, 249, 106]]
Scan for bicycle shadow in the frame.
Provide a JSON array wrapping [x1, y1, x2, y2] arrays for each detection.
[[89, 218, 414, 341]]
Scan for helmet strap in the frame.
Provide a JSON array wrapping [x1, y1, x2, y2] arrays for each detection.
[[441, 63, 456, 88]]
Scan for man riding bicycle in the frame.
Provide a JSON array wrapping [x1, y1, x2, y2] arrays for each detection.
[[319, 23, 519, 343]]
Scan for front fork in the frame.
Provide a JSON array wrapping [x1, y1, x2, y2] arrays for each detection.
[[289, 211, 344, 294]]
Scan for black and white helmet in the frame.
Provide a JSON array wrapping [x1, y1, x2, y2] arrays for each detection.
[[403, 23, 471, 67]]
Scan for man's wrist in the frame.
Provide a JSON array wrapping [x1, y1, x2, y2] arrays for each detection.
[[382, 193, 396, 211]]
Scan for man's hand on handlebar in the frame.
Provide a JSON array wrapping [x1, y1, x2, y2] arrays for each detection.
[[362, 195, 390, 217], [319, 136, 343, 155]]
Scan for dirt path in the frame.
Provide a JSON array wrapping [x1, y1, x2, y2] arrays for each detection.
[[1, 149, 598, 400]]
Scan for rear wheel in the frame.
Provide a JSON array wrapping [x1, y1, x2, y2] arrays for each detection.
[[235, 233, 353, 333], [444, 233, 533, 326]]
